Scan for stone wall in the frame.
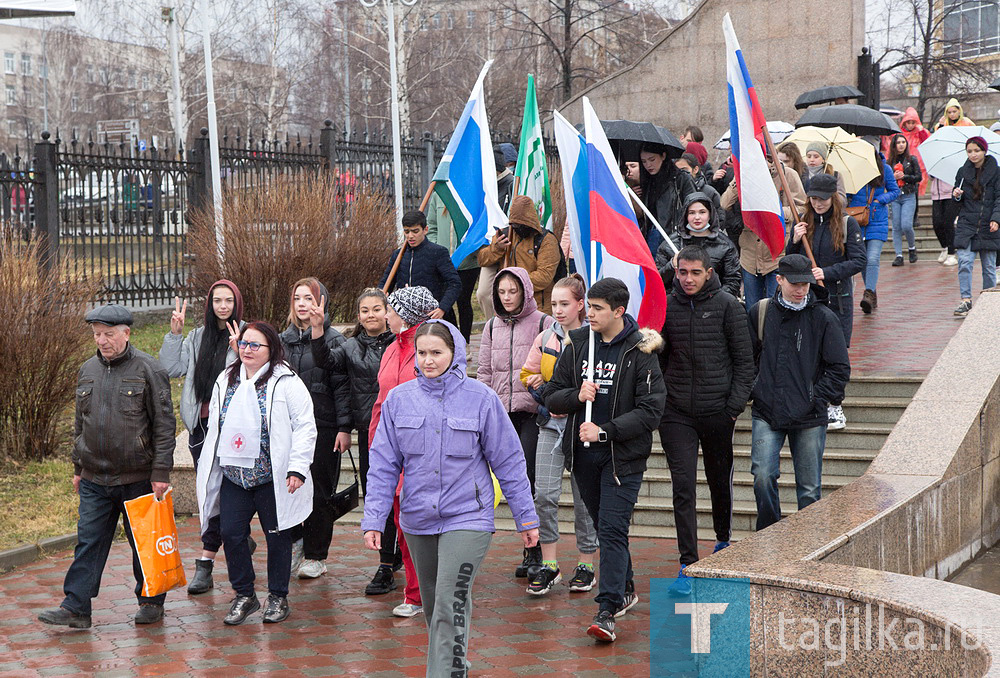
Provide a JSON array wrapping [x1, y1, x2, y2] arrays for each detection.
[[557, 0, 865, 153]]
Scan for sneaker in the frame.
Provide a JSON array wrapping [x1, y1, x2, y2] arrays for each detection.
[[827, 405, 847, 431], [526, 566, 562, 596], [938, 249, 948, 263], [38, 606, 91, 629], [515, 545, 542, 579], [262, 594, 290, 623], [365, 564, 398, 595], [289, 538, 304, 580], [954, 299, 972, 317], [134, 603, 164, 625], [392, 602, 423, 618], [667, 567, 692, 597], [909, 249, 918, 263], [297, 559, 327, 579], [891, 255, 904, 267], [224, 595, 260, 626], [568, 565, 596, 592], [944, 254, 958, 266], [587, 610, 616, 642], [615, 590, 639, 618], [713, 541, 730, 553]]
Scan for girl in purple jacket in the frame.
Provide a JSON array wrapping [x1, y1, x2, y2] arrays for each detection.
[[363, 320, 539, 678]]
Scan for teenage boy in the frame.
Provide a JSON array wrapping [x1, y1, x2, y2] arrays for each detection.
[[379, 209, 462, 325], [748, 254, 850, 531], [658, 246, 754, 596], [545, 278, 665, 643]]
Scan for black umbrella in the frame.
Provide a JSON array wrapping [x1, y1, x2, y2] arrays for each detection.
[[794, 85, 865, 110], [794, 104, 901, 136], [577, 119, 685, 161], [990, 76, 1000, 92]]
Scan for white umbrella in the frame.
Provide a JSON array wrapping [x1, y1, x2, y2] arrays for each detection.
[[919, 126, 1000, 184], [714, 121, 794, 150], [0, 1, 75, 18]]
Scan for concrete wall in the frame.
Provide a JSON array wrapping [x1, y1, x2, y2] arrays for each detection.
[[557, 0, 865, 153]]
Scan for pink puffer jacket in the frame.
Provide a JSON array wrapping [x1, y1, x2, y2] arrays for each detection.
[[477, 266, 554, 414]]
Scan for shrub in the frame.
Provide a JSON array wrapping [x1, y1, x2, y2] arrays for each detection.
[[0, 227, 99, 462], [188, 176, 396, 326]]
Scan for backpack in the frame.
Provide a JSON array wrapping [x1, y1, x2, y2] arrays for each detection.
[[532, 231, 568, 283]]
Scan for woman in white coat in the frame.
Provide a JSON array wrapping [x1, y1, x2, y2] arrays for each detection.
[[196, 321, 317, 626]]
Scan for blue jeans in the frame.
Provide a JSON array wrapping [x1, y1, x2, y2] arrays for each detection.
[[61, 478, 166, 615], [750, 417, 827, 531], [220, 478, 293, 598], [742, 269, 777, 310], [573, 451, 642, 612], [862, 239, 884, 291], [891, 194, 917, 256], [957, 246, 998, 299]]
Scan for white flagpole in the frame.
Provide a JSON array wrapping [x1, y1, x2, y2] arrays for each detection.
[[627, 185, 679, 255], [584, 238, 597, 448], [199, 0, 224, 255]]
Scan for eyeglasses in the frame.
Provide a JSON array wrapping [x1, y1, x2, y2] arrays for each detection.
[[237, 340, 268, 352]]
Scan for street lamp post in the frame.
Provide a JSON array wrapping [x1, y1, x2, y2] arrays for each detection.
[[358, 0, 416, 240]]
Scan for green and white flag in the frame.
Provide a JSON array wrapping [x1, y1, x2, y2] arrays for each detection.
[[514, 74, 553, 232]]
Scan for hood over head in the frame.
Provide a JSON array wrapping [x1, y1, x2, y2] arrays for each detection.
[[681, 191, 717, 232], [493, 266, 538, 320], [508, 195, 542, 233], [901, 107, 922, 128], [206, 279, 244, 327], [414, 319, 468, 385]]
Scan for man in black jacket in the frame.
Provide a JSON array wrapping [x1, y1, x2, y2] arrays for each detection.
[[379, 209, 462, 325], [658, 246, 754, 596], [748, 255, 850, 531], [545, 278, 666, 644], [38, 305, 176, 629]]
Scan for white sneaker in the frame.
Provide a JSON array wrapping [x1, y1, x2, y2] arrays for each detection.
[[392, 602, 423, 618], [289, 538, 304, 580], [827, 405, 847, 430], [938, 249, 948, 263], [944, 254, 958, 266], [297, 559, 327, 579]]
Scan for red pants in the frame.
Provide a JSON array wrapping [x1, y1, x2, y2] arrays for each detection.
[[393, 494, 421, 605]]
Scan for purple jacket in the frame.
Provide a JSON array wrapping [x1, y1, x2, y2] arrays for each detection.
[[362, 320, 539, 536], [477, 266, 554, 413]]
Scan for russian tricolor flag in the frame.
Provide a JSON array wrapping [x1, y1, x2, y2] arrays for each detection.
[[553, 99, 666, 331], [723, 13, 786, 259]]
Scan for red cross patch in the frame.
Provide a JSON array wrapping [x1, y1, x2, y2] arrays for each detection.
[[231, 434, 245, 451]]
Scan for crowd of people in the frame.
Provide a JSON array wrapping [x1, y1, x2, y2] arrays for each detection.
[[34, 105, 991, 676]]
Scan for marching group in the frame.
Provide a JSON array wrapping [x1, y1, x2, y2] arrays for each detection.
[[35, 110, 988, 675]]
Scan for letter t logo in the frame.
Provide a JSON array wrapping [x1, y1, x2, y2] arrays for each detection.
[[675, 603, 729, 653]]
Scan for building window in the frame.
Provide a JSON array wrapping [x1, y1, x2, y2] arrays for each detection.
[[128, 69, 136, 88], [22, 89, 30, 107], [432, 13, 440, 29], [447, 11, 454, 29], [141, 101, 150, 114], [466, 10, 475, 28], [943, 0, 1000, 57], [20, 54, 30, 77], [128, 101, 137, 117], [70, 95, 78, 112], [141, 72, 150, 89], [99, 66, 109, 84], [3, 52, 13, 74], [5, 85, 14, 106], [6, 119, 15, 134]]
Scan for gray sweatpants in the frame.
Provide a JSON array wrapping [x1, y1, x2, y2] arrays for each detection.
[[535, 422, 599, 552], [404, 530, 492, 678]]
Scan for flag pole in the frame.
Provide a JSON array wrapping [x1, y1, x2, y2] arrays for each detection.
[[583, 238, 597, 449], [626, 185, 679, 255], [503, 175, 520, 269], [382, 181, 437, 294], [759, 122, 823, 285]]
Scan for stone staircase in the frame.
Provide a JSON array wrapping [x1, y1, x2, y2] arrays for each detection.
[[880, 198, 943, 262]]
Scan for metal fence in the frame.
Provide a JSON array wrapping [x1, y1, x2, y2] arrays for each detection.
[[6, 122, 559, 305]]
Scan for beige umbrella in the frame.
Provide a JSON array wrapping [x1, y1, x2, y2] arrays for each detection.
[[784, 125, 880, 194]]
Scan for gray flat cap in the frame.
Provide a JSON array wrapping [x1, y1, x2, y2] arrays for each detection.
[[85, 304, 133, 326]]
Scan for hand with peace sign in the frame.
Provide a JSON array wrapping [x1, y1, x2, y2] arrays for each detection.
[[226, 320, 241, 354], [170, 296, 188, 335], [308, 295, 326, 340]]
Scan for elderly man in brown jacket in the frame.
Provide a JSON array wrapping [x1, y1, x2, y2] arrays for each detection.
[[721, 158, 806, 309], [478, 195, 561, 310]]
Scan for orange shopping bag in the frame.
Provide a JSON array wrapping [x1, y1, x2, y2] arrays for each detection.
[[124, 487, 186, 597]]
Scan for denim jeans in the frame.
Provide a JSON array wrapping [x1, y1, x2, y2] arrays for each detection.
[[742, 269, 777, 311], [61, 478, 166, 615], [750, 417, 827, 532], [957, 246, 998, 299], [891, 194, 917, 256], [220, 478, 293, 598], [573, 451, 642, 612], [862, 239, 884, 291]]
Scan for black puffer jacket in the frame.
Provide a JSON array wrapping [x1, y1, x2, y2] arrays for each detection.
[[954, 155, 1000, 251], [312, 329, 394, 433], [659, 274, 754, 418], [748, 287, 851, 430], [655, 193, 742, 298], [281, 322, 348, 430]]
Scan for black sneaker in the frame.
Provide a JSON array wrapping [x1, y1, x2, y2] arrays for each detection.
[[223, 594, 260, 626], [134, 604, 164, 625], [892, 255, 904, 267], [365, 564, 397, 595], [526, 566, 561, 596], [909, 249, 918, 263], [615, 591, 639, 617], [587, 610, 616, 642], [262, 594, 289, 623], [38, 606, 91, 629], [568, 565, 596, 592]]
